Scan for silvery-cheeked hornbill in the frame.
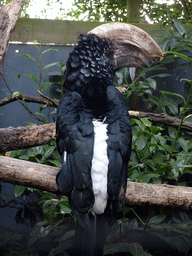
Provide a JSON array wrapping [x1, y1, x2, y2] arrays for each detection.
[[56, 23, 163, 255]]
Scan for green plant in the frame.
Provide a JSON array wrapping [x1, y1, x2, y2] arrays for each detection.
[[63, 0, 192, 24], [18, 42, 65, 123], [106, 21, 192, 256], [4, 20, 192, 256], [126, 50, 192, 185], [153, 19, 192, 52]]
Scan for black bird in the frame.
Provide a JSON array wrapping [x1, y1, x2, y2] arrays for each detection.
[[56, 23, 163, 256]]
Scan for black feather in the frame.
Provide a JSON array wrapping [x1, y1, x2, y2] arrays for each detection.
[[56, 33, 132, 255]]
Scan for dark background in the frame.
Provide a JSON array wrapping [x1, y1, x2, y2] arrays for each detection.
[[0, 43, 192, 234]]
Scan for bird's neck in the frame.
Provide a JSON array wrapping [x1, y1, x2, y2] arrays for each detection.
[[82, 80, 109, 119]]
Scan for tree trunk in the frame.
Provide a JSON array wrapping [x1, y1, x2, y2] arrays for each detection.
[[1, 111, 192, 153], [0, 156, 192, 211], [0, 0, 26, 71]]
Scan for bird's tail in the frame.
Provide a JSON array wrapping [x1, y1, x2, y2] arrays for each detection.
[[73, 213, 106, 256]]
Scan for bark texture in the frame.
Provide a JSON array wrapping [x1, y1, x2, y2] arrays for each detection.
[[0, 0, 26, 71], [0, 123, 56, 152], [0, 156, 192, 211], [1, 111, 192, 153]]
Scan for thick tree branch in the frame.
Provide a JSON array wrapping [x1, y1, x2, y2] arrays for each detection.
[[0, 156, 192, 211], [1, 111, 192, 153], [0, 0, 26, 71], [0, 123, 56, 152]]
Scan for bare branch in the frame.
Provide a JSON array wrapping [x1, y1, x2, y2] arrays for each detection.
[[0, 156, 192, 211], [0, 91, 59, 107], [129, 110, 192, 131], [37, 90, 59, 107]]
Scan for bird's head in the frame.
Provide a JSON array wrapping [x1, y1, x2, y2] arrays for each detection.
[[88, 22, 163, 69], [63, 22, 163, 118]]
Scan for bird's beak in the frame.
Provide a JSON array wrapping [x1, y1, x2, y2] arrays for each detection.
[[88, 22, 163, 68]]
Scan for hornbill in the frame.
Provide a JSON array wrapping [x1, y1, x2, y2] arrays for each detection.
[[56, 23, 163, 256]]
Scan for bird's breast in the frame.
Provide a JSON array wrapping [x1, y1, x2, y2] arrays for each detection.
[[90, 119, 109, 214]]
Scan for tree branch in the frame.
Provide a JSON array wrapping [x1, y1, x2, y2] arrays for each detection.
[[180, 0, 190, 18], [1, 111, 192, 153], [0, 91, 59, 107], [0, 156, 192, 211], [0, 0, 26, 71], [129, 110, 192, 131], [0, 123, 56, 152], [37, 90, 59, 107]]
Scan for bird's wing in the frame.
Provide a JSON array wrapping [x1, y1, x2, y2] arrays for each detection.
[[56, 91, 95, 220], [105, 86, 132, 221]]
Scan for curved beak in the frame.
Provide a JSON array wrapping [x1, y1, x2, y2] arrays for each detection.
[[88, 22, 163, 68]]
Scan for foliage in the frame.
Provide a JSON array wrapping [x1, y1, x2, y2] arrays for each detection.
[[18, 42, 65, 123], [114, 21, 192, 187], [106, 20, 192, 255], [63, 0, 192, 24], [152, 19, 192, 52], [65, 0, 129, 22], [1, 0, 191, 25], [0, 0, 31, 18], [142, 0, 192, 25], [104, 211, 192, 255], [2, 20, 192, 256], [0, 43, 68, 255]]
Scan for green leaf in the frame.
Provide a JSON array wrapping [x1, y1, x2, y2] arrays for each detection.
[[141, 118, 152, 127], [28, 146, 44, 157], [19, 53, 38, 62], [42, 48, 58, 55], [178, 137, 188, 153], [22, 74, 39, 84], [34, 112, 47, 120], [184, 114, 192, 121], [12, 91, 21, 98], [28, 222, 46, 247], [135, 134, 147, 151], [164, 51, 192, 63], [149, 125, 163, 133], [181, 78, 192, 86], [122, 67, 130, 80], [39, 82, 54, 92], [173, 19, 187, 34], [58, 201, 71, 214], [130, 67, 135, 81], [148, 213, 167, 225], [168, 126, 177, 139], [43, 146, 56, 159], [115, 70, 124, 85], [147, 78, 156, 90], [62, 230, 75, 239], [128, 243, 150, 256], [178, 62, 192, 69], [160, 91, 186, 104], [43, 61, 60, 70], [43, 199, 58, 220], [43, 191, 59, 200], [150, 73, 172, 78], [104, 243, 148, 255], [14, 185, 26, 197]]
